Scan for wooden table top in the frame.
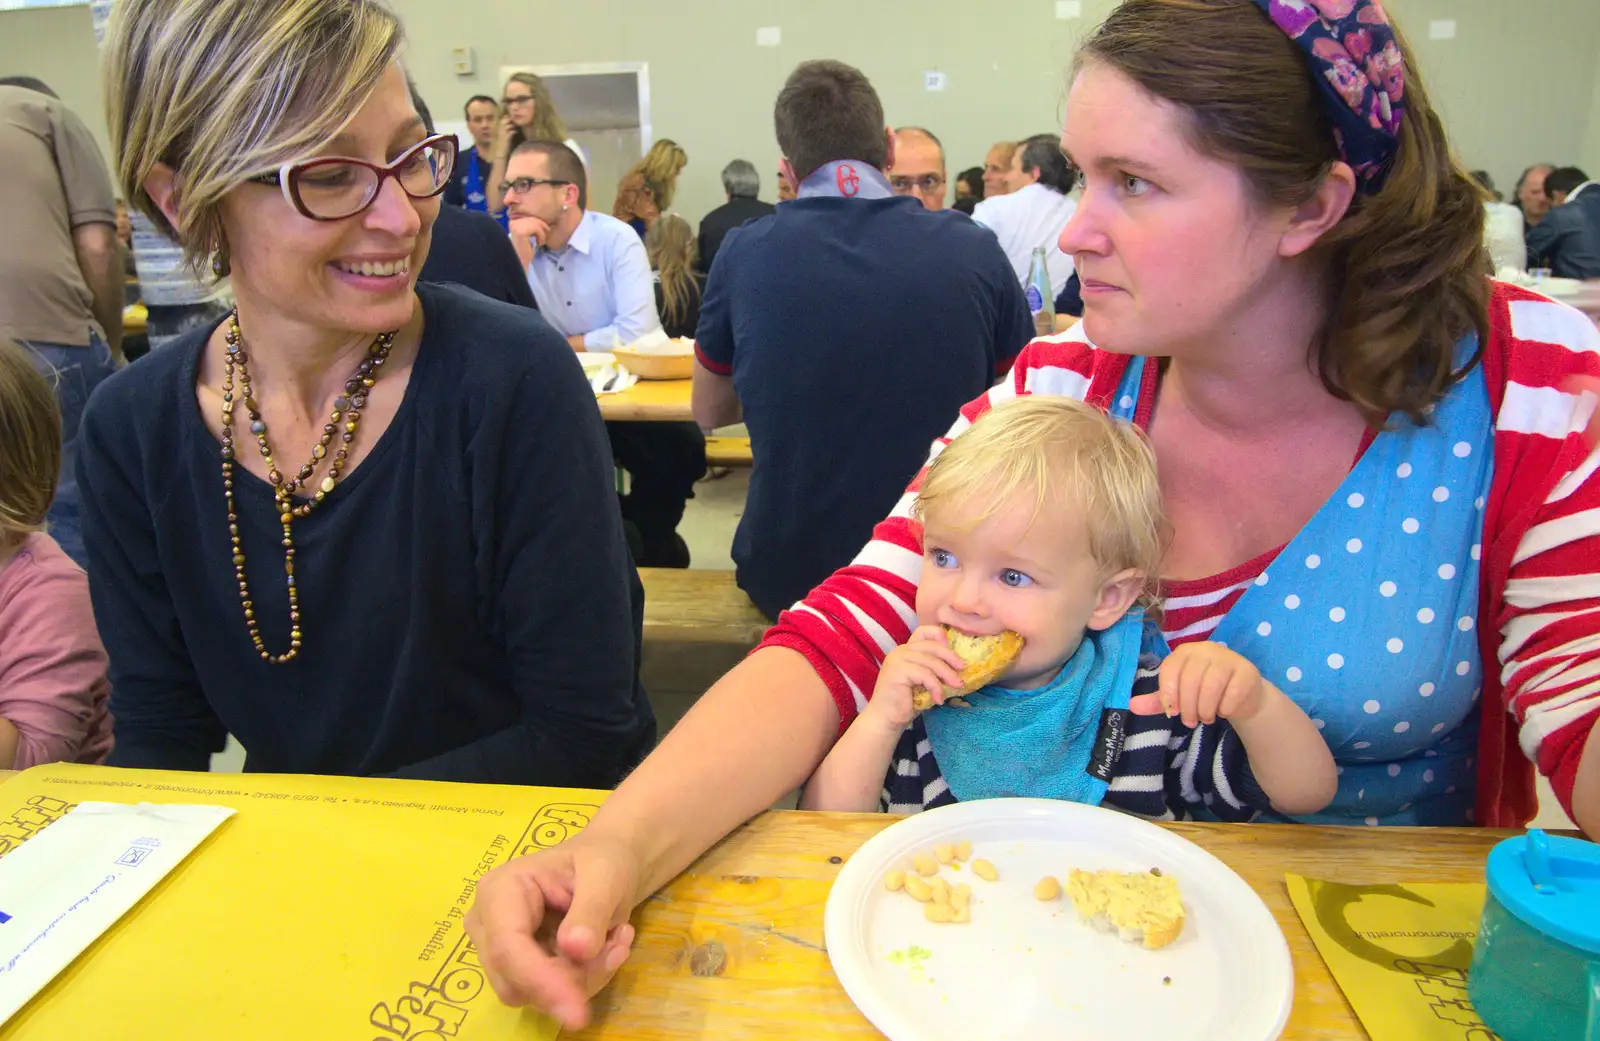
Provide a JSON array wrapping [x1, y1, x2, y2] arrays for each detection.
[[573, 810, 1515, 1041], [597, 379, 693, 422], [0, 767, 1514, 1040]]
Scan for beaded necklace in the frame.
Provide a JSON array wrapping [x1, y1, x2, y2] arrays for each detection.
[[218, 312, 396, 663]]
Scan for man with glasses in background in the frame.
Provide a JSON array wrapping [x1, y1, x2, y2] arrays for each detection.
[[504, 140, 704, 568], [887, 126, 947, 211], [972, 133, 1078, 299]]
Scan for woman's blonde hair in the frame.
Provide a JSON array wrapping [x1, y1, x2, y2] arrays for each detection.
[[505, 72, 568, 147], [646, 215, 698, 331], [102, 0, 404, 274], [0, 341, 63, 541], [634, 139, 689, 210], [914, 398, 1166, 603], [1078, 0, 1488, 424]]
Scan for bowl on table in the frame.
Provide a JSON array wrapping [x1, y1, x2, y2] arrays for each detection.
[[613, 336, 695, 381]]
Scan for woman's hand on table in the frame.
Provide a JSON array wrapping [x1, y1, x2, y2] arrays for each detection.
[[465, 831, 640, 1029]]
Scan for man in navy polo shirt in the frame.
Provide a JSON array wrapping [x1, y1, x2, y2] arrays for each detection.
[[692, 59, 1032, 620]]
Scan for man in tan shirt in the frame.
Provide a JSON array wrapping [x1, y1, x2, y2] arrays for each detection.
[[0, 78, 123, 567]]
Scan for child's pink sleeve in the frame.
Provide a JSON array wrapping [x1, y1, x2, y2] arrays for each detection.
[[0, 537, 113, 769]]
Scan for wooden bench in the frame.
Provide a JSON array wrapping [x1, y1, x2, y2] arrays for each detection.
[[704, 435, 753, 468], [640, 567, 771, 646]]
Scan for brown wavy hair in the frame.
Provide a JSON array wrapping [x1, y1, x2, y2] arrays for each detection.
[[646, 214, 698, 333], [1078, 0, 1488, 423], [0, 340, 62, 540]]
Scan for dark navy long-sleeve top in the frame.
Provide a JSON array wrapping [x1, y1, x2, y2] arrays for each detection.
[[78, 282, 655, 785]]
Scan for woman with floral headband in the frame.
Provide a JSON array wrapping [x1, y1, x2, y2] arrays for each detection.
[[467, 0, 1600, 1025]]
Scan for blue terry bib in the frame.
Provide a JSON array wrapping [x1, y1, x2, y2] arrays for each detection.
[[922, 609, 1145, 805]]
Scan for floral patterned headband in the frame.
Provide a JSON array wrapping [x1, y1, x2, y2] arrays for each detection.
[[1250, 0, 1407, 193]]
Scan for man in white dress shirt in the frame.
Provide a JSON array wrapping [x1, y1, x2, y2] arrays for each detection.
[[971, 134, 1078, 298], [506, 140, 704, 567], [506, 141, 660, 352]]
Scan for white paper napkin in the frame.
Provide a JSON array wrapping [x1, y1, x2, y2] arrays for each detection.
[[0, 801, 235, 1025], [590, 364, 638, 396]]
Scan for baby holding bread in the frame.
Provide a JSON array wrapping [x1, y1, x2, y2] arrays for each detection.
[[801, 397, 1337, 822]]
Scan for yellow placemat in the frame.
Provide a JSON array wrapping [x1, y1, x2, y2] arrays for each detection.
[[0, 763, 603, 1040], [1286, 873, 1500, 1041]]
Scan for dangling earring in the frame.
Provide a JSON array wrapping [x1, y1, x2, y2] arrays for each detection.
[[211, 251, 230, 279]]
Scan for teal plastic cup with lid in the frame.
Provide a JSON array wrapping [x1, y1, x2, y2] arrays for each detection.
[[1468, 829, 1600, 1041]]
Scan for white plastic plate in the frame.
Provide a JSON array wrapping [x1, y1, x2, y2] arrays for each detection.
[[824, 799, 1293, 1041]]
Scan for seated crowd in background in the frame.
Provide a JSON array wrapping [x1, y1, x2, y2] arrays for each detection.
[[1527, 166, 1600, 279], [972, 133, 1079, 299]]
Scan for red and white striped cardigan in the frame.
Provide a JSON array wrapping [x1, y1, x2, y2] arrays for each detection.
[[761, 280, 1600, 827]]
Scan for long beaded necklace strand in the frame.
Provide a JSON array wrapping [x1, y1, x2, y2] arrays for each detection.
[[219, 311, 396, 663]]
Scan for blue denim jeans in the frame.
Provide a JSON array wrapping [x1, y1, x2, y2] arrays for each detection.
[[24, 335, 118, 568]]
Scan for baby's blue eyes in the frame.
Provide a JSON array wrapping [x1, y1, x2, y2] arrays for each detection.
[[927, 550, 1033, 588]]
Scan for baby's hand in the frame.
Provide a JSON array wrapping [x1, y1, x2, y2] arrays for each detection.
[[1129, 642, 1267, 728], [865, 625, 968, 731]]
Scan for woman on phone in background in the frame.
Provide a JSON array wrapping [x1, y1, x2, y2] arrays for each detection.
[[485, 72, 584, 226]]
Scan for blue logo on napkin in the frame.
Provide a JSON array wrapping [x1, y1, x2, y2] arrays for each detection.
[[0, 910, 10, 924], [116, 836, 161, 867]]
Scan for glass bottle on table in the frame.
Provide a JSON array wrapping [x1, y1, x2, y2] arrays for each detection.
[[1026, 246, 1055, 337]]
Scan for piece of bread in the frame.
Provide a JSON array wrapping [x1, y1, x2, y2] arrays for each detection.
[[909, 627, 1025, 711], [1065, 867, 1185, 950]]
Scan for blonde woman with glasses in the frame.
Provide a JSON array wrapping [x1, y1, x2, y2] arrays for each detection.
[[85, 0, 654, 802]]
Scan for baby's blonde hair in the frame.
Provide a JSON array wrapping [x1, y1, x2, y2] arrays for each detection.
[[913, 397, 1165, 603]]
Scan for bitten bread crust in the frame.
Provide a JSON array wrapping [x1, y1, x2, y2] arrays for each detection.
[[910, 628, 1025, 711]]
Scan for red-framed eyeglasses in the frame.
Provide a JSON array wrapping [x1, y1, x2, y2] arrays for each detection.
[[249, 134, 458, 221]]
